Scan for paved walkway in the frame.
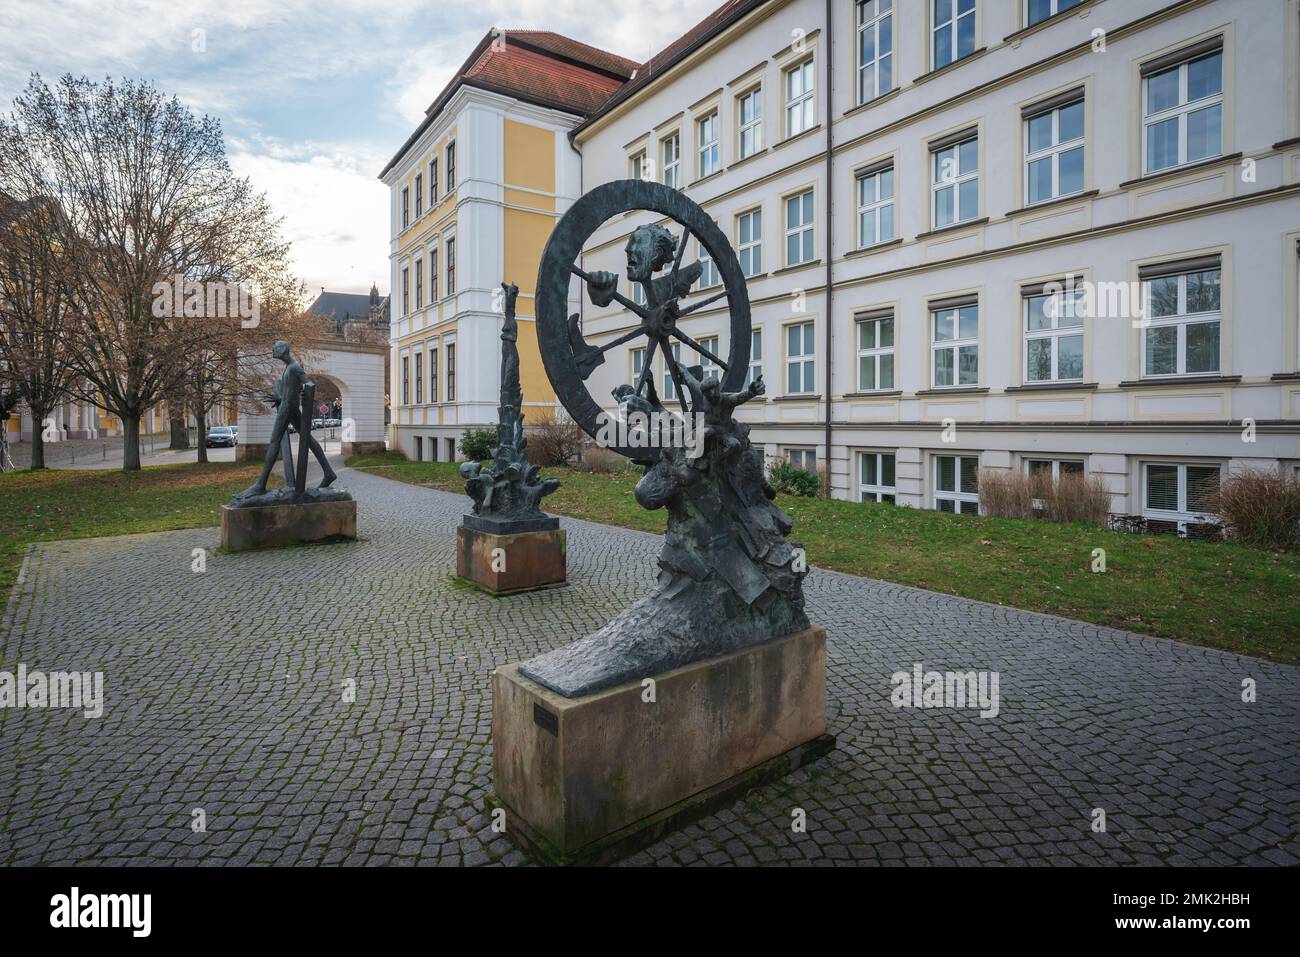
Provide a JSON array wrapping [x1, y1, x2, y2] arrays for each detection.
[[1, 459, 1297, 866]]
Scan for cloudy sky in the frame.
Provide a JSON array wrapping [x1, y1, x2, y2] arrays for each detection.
[[0, 0, 702, 297]]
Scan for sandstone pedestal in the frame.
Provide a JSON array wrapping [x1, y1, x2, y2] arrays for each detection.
[[220, 500, 356, 552], [489, 625, 833, 865], [456, 518, 566, 595]]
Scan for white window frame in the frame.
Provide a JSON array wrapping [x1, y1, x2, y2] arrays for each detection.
[[1025, 458, 1085, 481], [784, 60, 815, 137], [737, 208, 762, 277], [931, 135, 979, 229], [787, 448, 817, 471], [1142, 51, 1223, 174], [932, 0, 977, 70], [858, 450, 897, 503], [934, 454, 980, 514], [746, 329, 763, 387], [414, 257, 423, 309], [857, 0, 894, 104], [629, 150, 647, 181], [414, 173, 424, 218], [401, 266, 410, 316], [1025, 0, 1082, 28], [661, 133, 681, 188], [700, 335, 720, 382], [856, 315, 895, 391], [697, 238, 720, 289], [401, 187, 410, 229], [1023, 287, 1084, 383], [697, 112, 720, 179], [663, 341, 683, 401], [1141, 461, 1221, 531], [631, 345, 645, 383], [738, 87, 763, 159], [856, 165, 895, 247], [930, 303, 979, 387], [785, 320, 816, 395], [413, 348, 423, 404], [1141, 267, 1221, 378], [1024, 100, 1085, 206], [784, 189, 815, 266]]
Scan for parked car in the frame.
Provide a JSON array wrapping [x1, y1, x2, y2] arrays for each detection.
[[206, 426, 236, 448], [311, 417, 324, 430], [325, 417, 341, 428]]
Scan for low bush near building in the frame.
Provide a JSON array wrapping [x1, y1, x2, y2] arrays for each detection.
[[457, 428, 495, 462], [526, 408, 586, 467], [769, 460, 819, 497], [978, 468, 1111, 524], [1212, 471, 1300, 551]]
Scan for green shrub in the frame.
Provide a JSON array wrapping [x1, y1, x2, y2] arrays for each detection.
[[458, 428, 496, 462], [769, 460, 819, 497]]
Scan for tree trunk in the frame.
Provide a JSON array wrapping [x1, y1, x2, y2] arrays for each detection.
[[28, 405, 53, 469], [123, 414, 141, 471], [195, 410, 208, 464], [169, 414, 189, 450]]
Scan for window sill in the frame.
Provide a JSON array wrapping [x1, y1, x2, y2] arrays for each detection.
[[1004, 382, 1098, 393], [772, 124, 823, 152], [1271, 372, 1300, 380], [727, 147, 770, 173], [913, 48, 989, 86], [843, 237, 903, 259], [1003, 0, 1096, 45], [915, 387, 989, 396], [1117, 375, 1241, 388], [843, 390, 902, 398], [841, 87, 902, 119], [772, 394, 821, 403], [772, 259, 822, 276], [1273, 137, 1300, 150], [1005, 189, 1099, 218], [915, 217, 989, 241], [1118, 152, 1242, 190], [689, 169, 726, 188]]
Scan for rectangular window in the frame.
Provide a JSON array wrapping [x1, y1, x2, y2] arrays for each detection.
[[935, 454, 979, 514], [746, 329, 763, 387], [1023, 284, 1084, 382], [785, 60, 815, 136], [856, 314, 895, 391], [414, 351, 423, 403], [401, 267, 410, 315], [738, 88, 763, 159], [785, 190, 815, 266], [738, 208, 762, 277], [446, 237, 456, 296], [1024, 95, 1084, 205], [414, 257, 423, 309], [661, 134, 680, 188], [401, 187, 410, 229], [629, 150, 646, 181], [415, 173, 424, 218], [429, 158, 438, 204], [1143, 462, 1220, 530], [1141, 260, 1221, 377], [1025, 458, 1084, 480], [931, 301, 979, 387], [663, 341, 683, 401], [633, 281, 647, 307], [429, 347, 438, 402], [859, 451, 897, 503], [699, 335, 720, 383], [931, 133, 978, 228], [631, 346, 645, 384], [698, 113, 719, 178], [788, 448, 817, 471], [698, 239, 720, 289], [1027, 0, 1082, 27], [446, 343, 456, 401], [786, 321, 815, 394], [446, 141, 456, 188], [856, 164, 895, 247], [1142, 44, 1222, 174], [401, 355, 410, 405], [429, 246, 439, 301], [933, 0, 976, 70], [857, 0, 894, 104]]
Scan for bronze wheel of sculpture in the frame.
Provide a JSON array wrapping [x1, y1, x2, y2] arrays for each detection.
[[534, 179, 751, 463]]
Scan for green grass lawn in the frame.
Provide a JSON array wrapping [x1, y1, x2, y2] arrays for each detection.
[[348, 450, 1300, 665], [0, 462, 269, 601]]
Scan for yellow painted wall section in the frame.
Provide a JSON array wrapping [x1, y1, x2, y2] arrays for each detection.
[[504, 187, 555, 212], [503, 207, 555, 297], [503, 121, 554, 193]]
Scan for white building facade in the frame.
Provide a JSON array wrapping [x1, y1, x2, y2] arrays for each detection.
[[571, 0, 1300, 528]]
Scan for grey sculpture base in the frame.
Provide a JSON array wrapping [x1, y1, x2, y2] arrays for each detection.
[[220, 500, 356, 552], [492, 625, 830, 864], [228, 485, 353, 510], [460, 512, 559, 535]]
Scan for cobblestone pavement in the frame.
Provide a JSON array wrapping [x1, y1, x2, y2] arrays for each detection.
[[1, 459, 1297, 866]]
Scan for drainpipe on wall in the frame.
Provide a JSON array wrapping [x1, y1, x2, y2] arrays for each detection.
[[822, 0, 835, 497]]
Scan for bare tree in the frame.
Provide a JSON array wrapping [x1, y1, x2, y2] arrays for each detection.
[[0, 73, 297, 470], [0, 190, 80, 469]]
